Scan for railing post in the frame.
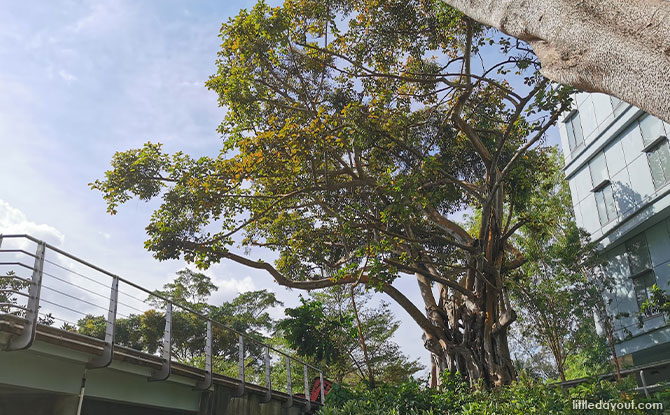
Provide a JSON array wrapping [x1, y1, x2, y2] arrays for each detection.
[[260, 346, 272, 403], [231, 334, 245, 397], [303, 364, 311, 412], [640, 369, 650, 398], [320, 372, 325, 404], [283, 356, 293, 408], [149, 302, 172, 381], [88, 276, 118, 368], [195, 320, 212, 390], [7, 241, 45, 351]]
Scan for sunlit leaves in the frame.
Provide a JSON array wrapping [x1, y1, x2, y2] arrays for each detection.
[[92, 0, 571, 298]]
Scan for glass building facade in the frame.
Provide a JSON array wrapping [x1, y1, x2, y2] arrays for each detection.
[[559, 93, 670, 373]]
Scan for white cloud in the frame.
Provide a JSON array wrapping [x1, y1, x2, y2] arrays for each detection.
[[68, 0, 132, 35], [98, 231, 111, 240], [0, 199, 64, 247], [58, 69, 77, 82], [214, 275, 256, 296]]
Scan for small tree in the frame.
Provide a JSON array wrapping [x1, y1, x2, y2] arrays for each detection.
[[508, 155, 602, 382], [0, 271, 29, 315], [580, 264, 630, 380], [76, 270, 282, 367], [279, 287, 423, 385], [640, 283, 670, 317], [279, 296, 356, 382], [149, 268, 218, 310]]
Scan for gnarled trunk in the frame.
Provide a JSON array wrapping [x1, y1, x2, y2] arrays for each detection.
[[426, 279, 516, 387], [420, 177, 518, 388]]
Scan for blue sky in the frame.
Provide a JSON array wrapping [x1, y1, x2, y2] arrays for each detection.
[[0, 0, 562, 375], [0, 0, 435, 372], [0, 1, 245, 292]]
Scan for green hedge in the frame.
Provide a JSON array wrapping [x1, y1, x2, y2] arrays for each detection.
[[319, 373, 670, 415]]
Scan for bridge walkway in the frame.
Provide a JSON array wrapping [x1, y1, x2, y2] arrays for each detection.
[[0, 234, 324, 414]]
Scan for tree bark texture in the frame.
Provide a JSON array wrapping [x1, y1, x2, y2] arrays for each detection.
[[441, 0, 670, 123], [418, 264, 517, 387], [407, 179, 518, 387]]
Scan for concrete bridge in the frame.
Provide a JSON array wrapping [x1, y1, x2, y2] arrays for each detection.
[[0, 235, 325, 415]]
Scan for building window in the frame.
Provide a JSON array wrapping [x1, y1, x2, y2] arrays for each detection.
[[625, 234, 658, 316], [594, 185, 617, 225], [646, 139, 670, 189], [565, 111, 584, 153], [638, 114, 670, 189], [590, 152, 615, 226], [589, 152, 609, 187], [632, 271, 658, 317], [639, 114, 667, 146], [610, 96, 626, 117], [626, 234, 652, 274]]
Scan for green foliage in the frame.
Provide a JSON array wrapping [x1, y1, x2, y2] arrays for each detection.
[[209, 289, 283, 362], [460, 374, 567, 415], [278, 287, 423, 384], [567, 377, 635, 402], [561, 327, 611, 381], [212, 289, 281, 336], [77, 314, 107, 340], [320, 374, 669, 415], [506, 151, 612, 381], [137, 309, 166, 353], [320, 378, 466, 415], [76, 310, 166, 353], [113, 313, 145, 350], [279, 296, 354, 365], [74, 269, 282, 368], [90, 0, 571, 283], [644, 385, 670, 413], [639, 283, 670, 320], [0, 271, 29, 315], [149, 268, 218, 310]]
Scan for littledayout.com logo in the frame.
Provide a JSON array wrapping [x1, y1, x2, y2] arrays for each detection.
[[572, 399, 663, 412]]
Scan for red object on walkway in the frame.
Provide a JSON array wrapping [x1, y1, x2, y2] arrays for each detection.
[[310, 377, 332, 401], [297, 377, 332, 402]]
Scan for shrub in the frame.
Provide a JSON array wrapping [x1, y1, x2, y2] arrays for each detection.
[[319, 372, 669, 415]]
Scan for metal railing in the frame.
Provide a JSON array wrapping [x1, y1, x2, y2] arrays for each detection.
[[0, 234, 324, 410], [556, 358, 670, 398]]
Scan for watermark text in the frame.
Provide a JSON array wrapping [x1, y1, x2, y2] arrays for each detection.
[[572, 399, 663, 412]]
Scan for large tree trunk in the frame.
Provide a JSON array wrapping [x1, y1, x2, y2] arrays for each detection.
[[425, 279, 516, 388], [416, 173, 519, 388], [421, 238, 517, 388], [440, 0, 670, 123]]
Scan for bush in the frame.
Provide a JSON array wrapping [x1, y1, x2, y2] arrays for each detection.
[[320, 376, 465, 415], [460, 373, 567, 415], [319, 372, 669, 415]]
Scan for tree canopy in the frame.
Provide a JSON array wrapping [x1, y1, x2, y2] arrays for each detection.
[[92, 0, 573, 387], [77, 269, 283, 364], [149, 268, 218, 310]]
